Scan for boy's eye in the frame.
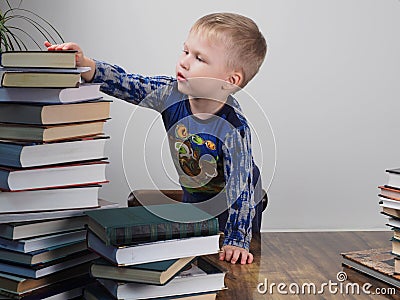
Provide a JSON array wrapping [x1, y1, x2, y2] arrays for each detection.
[[196, 56, 204, 62], [183, 50, 189, 55]]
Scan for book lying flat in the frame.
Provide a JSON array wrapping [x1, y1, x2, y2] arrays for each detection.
[[0, 262, 90, 294], [87, 230, 220, 266], [0, 67, 90, 88], [98, 257, 225, 299], [0, 136, 108, 168], [0, 120, 106, 142], [341, 248, 400, 289], [0, 185, 100, 213], [0, 216, 87, 240], [379, 185, 400, 201], [84, 282, 217, 300], [0, 161, 108, 191], [0, 51, 77, 69], [0, 273, 93, 300], [0, 100, 111, 125], [85, 203, 219, 246], [0, 240, 86, 266], [0, 84, 101, 104], [90, 256, 196, 285], [0, 229, 86, 253], [0, 199, 118, 224], [0, 250, 97, 278]]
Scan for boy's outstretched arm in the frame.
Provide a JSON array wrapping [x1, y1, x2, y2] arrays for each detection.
[[44, 41, 96, 83]]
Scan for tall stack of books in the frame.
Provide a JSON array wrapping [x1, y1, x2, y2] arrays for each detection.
[[0, 50, 118, 299], [83, 203, 226, 300], [340, 168, 400, 294]]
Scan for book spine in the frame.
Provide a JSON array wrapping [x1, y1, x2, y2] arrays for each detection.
[[105, 219, 219, 246]]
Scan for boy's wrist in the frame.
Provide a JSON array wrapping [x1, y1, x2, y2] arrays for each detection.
[[81, 57, 96, 82]]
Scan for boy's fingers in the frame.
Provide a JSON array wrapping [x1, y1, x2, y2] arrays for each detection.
[[245, 252, 254, 264], [240, 251, 248, 264], [230, 250, 241, 264], [219, 250, 225, 261], [224, 248, 234, 262]]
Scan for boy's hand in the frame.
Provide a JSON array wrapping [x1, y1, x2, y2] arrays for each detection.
[[44, 41, 95, 82], [219, 245, 254, 264]]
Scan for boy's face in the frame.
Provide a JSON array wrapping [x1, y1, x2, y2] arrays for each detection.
[[176, 31, 234, 99]]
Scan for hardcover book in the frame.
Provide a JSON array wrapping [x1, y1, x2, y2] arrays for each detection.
[[90, 256, 196, 285], [0, 185, 100, 213], [0, 250, 97, 278], [0, 120, 105, 142], [0, 262, 90, 294], [85, 203, 219, 246], [0, 199, 117, 224], [97, 257, 225, 299], [0, 100, 110, 125], [0, 136, 108, 168], [341, 248, 400, 289], [87, 230, 220, 266], [0, 216, 87, 240], [0, 83, 101, 104], [0, 51, 77, 69], [0, 161, 108, 191], [0, 67, 90, 88], [0, 240, 87, 265]]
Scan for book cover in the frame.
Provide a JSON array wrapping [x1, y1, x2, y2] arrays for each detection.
[[85, 203, 219, 246]]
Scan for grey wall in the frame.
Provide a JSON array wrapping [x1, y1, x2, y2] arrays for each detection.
[[9, 0, 400, 231]]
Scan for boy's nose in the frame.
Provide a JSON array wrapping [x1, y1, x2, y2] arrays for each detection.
[[180, 57, 190, 70]]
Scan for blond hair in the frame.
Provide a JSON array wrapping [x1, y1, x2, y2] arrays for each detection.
[[190, 12, 267, 88]]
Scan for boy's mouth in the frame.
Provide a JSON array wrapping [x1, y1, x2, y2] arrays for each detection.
[[177, 72, 187, 82]]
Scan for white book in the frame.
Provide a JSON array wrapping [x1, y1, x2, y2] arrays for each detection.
[[0, 185, 100, 213], [0, 161, 108, 191], [0, 229, 86, 253], [379, 197, 400, 210], [0, 136, 108, 168], [0, 199, 118, 224], [98, 258, 225, 299], [87, 231, 220, 266], [0, 83, 102, 104]]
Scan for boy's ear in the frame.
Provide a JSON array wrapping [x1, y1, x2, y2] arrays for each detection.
[[223, 72, 243, 91]]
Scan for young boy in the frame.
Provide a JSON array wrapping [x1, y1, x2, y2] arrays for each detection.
[[45, 12, 267, 265]]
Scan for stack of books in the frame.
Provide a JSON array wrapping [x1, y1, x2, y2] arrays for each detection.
[[83, 203, 226, 299], [340, 168, 400, 293], [0, 50, 118, 299]]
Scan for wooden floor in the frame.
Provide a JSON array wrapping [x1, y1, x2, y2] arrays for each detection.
[[205, 231, 394, 300]]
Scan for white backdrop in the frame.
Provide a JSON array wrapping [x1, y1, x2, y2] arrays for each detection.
[[7, 0, 400, 231]]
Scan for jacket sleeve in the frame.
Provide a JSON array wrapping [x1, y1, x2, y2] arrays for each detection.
[[90, 59, 175, 113], [222, 125, 256, 251]]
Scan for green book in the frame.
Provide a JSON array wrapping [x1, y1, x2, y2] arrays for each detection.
[[90, 256, 196, 285], [85, 203, 219, 246]]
